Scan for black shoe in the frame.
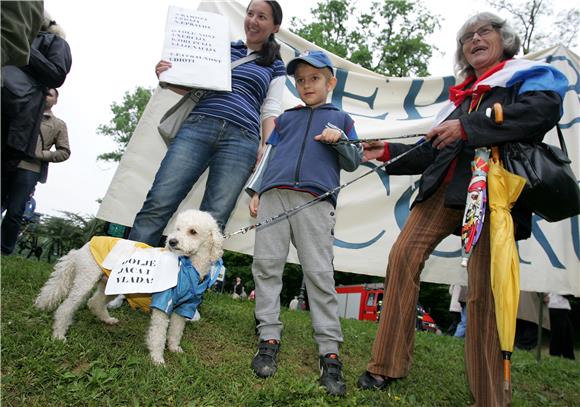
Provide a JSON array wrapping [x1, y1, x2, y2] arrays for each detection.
[[356, 371, 392, 390], [252, 339, 280, 378], [319, 353, 346, 396]]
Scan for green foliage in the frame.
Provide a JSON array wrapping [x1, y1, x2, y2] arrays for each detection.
[[489, 0, 579, 54], [222, 250, 304, 306], [418, 282, 454, 330], [97, 86, 152, 162], [221, 255, 451, 321], [2, 256, 579, 406], [291, 0, 440, 77], [15, 212, 106, 262]]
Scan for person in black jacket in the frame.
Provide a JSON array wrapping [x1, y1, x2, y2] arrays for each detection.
[[1, 13, 71, 255], [1, 12, 72, 173], [2, 88, 71, 255], [232, 276, 245, 299], [356, 12, 568, 407], [1, 0, 44, 67]]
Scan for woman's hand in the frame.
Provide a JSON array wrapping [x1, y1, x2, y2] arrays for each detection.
[[249, 194, 260, 218], [426, 119, 464, 150], [362, 141, 386, 162], [155, 60, 172, 79]]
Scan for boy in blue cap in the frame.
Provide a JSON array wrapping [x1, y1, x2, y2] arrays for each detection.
[[246, 50, 362, 396]]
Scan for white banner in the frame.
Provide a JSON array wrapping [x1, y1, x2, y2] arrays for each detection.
[[97, 1, 580, 296]]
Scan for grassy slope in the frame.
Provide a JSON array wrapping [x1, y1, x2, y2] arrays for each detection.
[[1, 256, 578, 406]]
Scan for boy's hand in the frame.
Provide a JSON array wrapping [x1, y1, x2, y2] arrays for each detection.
[[249, 194, 260, 218], [314, 128, 342, 144], [362, 141, 386, 162]]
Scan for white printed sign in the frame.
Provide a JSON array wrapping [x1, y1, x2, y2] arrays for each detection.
[[104, 248, 180, 295], [159, 6, 231, 91]]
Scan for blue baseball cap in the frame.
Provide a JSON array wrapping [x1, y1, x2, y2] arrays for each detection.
[[286, 50, 334, 75]]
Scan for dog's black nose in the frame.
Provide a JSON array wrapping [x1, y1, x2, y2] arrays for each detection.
[[168, 238, 178, 247]]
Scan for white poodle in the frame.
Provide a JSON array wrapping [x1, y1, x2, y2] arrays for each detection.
[[34, 209, 224, 365]]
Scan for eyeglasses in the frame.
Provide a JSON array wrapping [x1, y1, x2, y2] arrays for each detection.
[[460, 24, 497, 45]]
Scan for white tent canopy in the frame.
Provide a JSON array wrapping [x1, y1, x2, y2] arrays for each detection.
[[97, 1, 580, 296]]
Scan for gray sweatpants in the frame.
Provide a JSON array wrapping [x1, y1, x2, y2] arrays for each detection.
[[252, 189, 344, 356]]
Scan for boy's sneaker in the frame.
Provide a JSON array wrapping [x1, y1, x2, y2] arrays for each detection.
[[251, 339, 280, 378], [319, 353, 346, 396]]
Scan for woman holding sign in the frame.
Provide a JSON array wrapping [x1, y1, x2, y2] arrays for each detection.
[[129, 0, 285, 243]]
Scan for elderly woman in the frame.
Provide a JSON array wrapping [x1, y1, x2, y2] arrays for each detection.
[[357, 12, 567, 406]]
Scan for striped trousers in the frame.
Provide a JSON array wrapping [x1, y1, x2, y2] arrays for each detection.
[[367, 183, 510, 406]]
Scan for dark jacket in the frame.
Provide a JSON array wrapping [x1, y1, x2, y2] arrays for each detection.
[[385, 86, 562, 240], [246, 103, 362, 206], [1, 31, 72, 163]]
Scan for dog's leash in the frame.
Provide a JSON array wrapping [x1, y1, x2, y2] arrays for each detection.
[[223, 138, 428, 239]]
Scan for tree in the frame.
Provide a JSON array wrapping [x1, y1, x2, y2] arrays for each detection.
[[290, 0, 440, 77], [489, 0, 579, 54], [97, 86, 152, 162], [16, 212, 106, 262]]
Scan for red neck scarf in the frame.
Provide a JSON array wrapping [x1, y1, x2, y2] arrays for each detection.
[[448, 60, 510, 110]]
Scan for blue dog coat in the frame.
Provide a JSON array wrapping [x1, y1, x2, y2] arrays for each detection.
[[150, 257, 222, 319]]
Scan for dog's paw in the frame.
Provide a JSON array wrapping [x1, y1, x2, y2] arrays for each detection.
[[103, 317, 119, 325], [52, 333, 67, 342], [168, 345, 184, 353], [150, 356, 166, 366], [106, 294, 125, 309]]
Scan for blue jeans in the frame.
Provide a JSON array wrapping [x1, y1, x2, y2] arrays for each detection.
[[129, 115, 259, 245], [454, 303, 467, 338], [1, 168, 40, 254]]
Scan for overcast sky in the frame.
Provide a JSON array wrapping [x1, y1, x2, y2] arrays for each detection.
[[35, 0, 574, 218]]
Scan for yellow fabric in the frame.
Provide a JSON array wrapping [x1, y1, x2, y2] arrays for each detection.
[[88, 236, 153, 312], [488, 155, 526, 354]]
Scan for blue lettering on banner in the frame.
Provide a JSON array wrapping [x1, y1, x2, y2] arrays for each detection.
[[282, 44, 302, 99], [545, 55, 579, 93], [333, 162, 390, 249], [401, 76, 455, 120], [279, 39, 459, 123], [524, 214, 580, 269], [394, 180, 460, 258], [362, 161, 390, 194], [334, 231, 385, 249], [545, 55, 579, 129], [332, 69, 388, 120], [285, 77, 300, 99], [572, 215, 580, 259]]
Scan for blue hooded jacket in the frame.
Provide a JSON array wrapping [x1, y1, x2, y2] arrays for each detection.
[[150, 258, 222, 319], [246, 103, 362, 206]]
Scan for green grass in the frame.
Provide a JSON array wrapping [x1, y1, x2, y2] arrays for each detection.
[[2, 256, 579, 406]]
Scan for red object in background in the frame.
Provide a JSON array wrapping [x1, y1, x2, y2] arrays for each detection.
[[336, 284, 441, 334], [336, 283, 384, 321]]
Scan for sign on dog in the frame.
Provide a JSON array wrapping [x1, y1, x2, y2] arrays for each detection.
[[103, 243, 179, 295]]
